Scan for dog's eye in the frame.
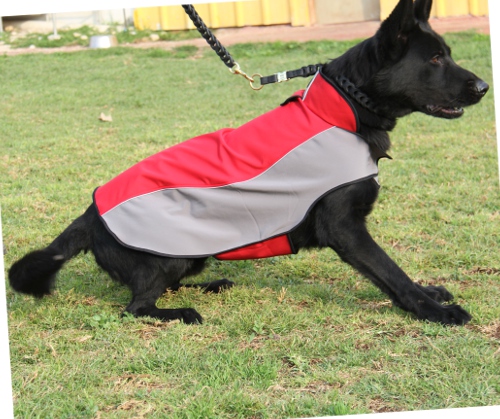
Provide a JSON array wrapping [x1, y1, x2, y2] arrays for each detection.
[[430, 54, 443, 64], [431, 55, 441, 64]]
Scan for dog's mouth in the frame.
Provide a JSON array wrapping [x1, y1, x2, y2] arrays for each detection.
[[425, 105, 464, 119]]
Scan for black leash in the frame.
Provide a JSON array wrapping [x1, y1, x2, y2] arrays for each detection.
[[182, 4, 321, 90], [182, 4, 260, 88], [181, 3, 380, 114], [182, 4, 235, 69]]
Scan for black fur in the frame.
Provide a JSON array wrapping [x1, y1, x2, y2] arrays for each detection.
[[9, 0, 488, 326]]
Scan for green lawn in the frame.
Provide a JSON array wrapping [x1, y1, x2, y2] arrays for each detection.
[[1, 33, 499, 418]]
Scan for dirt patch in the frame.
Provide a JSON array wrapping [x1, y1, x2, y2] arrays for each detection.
[[0, 16, 489, 57]]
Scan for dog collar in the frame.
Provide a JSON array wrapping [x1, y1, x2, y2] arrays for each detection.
[[333, 74, 381, 115]]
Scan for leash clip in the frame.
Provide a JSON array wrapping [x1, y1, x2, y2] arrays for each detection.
[[250, 73, 263, 90], [230, 63, 263, 90]]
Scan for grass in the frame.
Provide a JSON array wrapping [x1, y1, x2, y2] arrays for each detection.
[[1, 32, 499, 418]]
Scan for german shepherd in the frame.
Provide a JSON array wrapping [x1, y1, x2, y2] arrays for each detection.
[[9, 0, 489, 326]]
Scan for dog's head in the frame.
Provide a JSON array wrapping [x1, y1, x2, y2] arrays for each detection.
[[326, 0, 489, 121]]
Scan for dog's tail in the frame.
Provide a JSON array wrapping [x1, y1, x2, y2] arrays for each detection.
[[8, 206, 93, 298]]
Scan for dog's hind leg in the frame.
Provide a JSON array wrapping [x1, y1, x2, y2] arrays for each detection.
[[124, 271, 203, 324], [118, 258, 206, 324], [91, 218, 205, 323]]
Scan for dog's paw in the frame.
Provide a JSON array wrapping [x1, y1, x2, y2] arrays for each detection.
[[203, 278, 235, 293], [127, 306, 203, 324], [424, 304, 472, 326], [168, 283, 182, 292], [420, 285, 454, 303], [178, 308, 203, 324]]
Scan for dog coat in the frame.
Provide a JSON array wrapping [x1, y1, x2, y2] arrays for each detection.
[[93, 71, 379, 260]]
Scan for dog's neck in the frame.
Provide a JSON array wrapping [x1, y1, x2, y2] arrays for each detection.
[[334, 75, 380, 115], [321, 72, 394, 153], [351, 98, 394, 153], [331, 74, 396, 131]]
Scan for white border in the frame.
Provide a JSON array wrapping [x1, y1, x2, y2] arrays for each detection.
[[0, 1, 498, 418], [0, 1, 247, 17], [299, 405, 500, 419], [489, 0, 500, 183], [0, 208, 14, 419]]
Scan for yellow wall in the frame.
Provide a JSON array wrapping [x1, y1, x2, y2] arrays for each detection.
[[135, 1, 489, 31], [380, 0, 489, 20], [134, 0, 311, 31]]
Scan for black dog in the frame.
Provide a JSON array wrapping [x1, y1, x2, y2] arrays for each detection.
[[9, 0, 488, 326]]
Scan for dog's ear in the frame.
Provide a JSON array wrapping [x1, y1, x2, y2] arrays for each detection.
[[414, 0, 433, 23], [376, 0, 415, 59]]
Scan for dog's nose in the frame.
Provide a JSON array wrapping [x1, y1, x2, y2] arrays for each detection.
[[474, 79, 489, 96]]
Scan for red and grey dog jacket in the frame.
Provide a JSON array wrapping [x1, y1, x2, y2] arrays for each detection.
[[93, 71, 379, 260]]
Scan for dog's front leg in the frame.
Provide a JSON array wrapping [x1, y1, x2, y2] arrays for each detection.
[[314, 182, 471, 325]]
